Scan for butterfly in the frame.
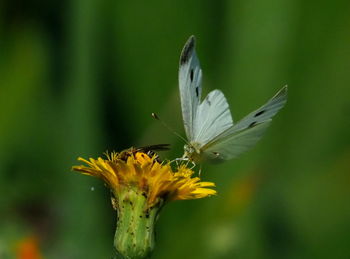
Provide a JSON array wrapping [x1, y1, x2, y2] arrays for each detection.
[[178, 35, 287, 163]]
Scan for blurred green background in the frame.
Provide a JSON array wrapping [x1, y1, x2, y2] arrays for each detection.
[[1, 0, 350, 258]]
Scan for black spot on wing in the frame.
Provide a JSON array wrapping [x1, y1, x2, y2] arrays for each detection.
[[248, 121, 257, 128], [190, 69, 194, 82], [254, 110, 265, 117], [180, 36, 195, 65], [195, 87, 199, 97]]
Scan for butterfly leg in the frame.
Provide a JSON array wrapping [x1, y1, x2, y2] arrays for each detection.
[[189, 161, 196, 169], [171, 157, 188, 162], [198, 164, 202, 177], [170, 157, 188, 166]]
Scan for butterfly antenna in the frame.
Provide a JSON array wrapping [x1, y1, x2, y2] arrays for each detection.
[[151, 113, 188, 144]]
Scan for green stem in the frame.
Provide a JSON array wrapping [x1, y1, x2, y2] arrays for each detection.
[[113, 188, 160, 259]]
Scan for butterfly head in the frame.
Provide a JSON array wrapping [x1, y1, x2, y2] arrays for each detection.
[[183, 142, 202, 163]]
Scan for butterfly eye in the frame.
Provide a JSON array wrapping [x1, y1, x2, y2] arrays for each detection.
[[254, 110, 265, 117]]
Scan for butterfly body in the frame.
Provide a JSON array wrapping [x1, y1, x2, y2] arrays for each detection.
[[183, 142, 202, 163], [178, 36, 287, 164]]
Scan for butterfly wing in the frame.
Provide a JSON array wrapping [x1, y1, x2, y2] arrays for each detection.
[[202, 121, 271, 161], [179, 36, 202, 141], [179, 36, 234, 145], [193, 89, 233, 145], [202, 86, 288, 161], [228, 86, 287, 133]]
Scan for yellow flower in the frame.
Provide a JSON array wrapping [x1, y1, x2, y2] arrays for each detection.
[[72, 150, 216, 208], [72, 148, 216, 258]]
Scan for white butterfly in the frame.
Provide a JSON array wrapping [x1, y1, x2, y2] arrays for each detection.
[[179, 35, 287, 163]]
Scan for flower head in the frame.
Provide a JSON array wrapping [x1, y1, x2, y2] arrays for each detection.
[[72, 149, 216, 208], [73, 148, 216, 258]]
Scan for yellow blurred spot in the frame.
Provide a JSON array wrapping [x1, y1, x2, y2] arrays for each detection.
[[224, 173, 260, 216], [16, 236, 43, 259]]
